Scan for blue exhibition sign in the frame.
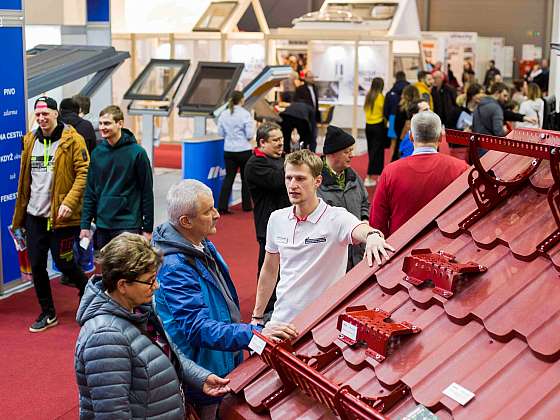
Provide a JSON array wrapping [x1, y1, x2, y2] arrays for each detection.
[[0, 26, 26, 284], [0, 0, 22, 10], [87, 0, 110, 22]]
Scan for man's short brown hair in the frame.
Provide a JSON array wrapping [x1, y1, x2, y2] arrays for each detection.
[[284, 149, 323, 177], [99, 233, 162, 292], [489, 82, 509, 95], [99, 105, 124, 122]]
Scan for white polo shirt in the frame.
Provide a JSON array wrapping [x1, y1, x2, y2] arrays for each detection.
[[266, 198, 365, 323]]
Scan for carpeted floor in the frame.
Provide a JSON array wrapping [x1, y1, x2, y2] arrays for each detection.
[[0, 152, 373, 419]]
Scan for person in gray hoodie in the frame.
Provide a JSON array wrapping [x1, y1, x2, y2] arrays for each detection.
[[318, 126, 370, 270], [75, 233, 230, 419], [472, 82, 509, 137]]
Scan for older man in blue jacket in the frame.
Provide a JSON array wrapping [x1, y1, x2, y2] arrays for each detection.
[[153, 179, 297, 419]]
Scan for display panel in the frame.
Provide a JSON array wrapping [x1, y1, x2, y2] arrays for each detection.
[[124, 59, 190, 101], [193, 1, 238, 32], [178, 62, 244, 115]]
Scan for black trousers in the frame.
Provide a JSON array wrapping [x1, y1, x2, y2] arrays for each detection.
[[365, 122, 386, 176], [257, 238, 277, 316], [25, 214, 88, 315], [96, 227, 142, 250], [281, 114, 315, 153], [218, 150, 252, 212]]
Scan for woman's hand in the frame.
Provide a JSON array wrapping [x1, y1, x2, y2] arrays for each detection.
[[202, 374, 231, 397]]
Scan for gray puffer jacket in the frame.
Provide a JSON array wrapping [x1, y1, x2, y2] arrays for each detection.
[[318, 164, 370, 269], [75, 277, 208, 419]]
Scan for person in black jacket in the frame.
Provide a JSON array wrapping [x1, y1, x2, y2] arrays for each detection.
[[59, 98, 96, 155], [279, 101, 315, 153], [245, 122, 290, 274], [293, 70, 320, 151], [431, 70, 460, 130], [245, 122, 290, 318]]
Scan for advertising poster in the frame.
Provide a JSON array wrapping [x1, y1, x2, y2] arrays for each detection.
[[0, 25, 26, 285]]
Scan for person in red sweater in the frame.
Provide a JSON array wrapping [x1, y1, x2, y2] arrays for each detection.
[[370, 111, 468, 237]]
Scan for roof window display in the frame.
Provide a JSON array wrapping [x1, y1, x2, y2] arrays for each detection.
[[26, 44, 130, 98], [124, 59, 190, 115], [124, 59, 190, 102], [193, 1, 238, 32], [178, 62, 244, 116]]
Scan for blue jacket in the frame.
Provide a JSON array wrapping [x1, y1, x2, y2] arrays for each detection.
[[153, 222, 259, 403]]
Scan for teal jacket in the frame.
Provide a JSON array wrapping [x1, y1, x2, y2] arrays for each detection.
[[80, 129, 154, 232]]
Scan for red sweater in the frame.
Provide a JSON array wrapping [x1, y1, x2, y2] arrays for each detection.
[[370, 153, 468, 237]]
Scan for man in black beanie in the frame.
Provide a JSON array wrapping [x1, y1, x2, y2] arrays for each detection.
[[318, 125, 370, 270]]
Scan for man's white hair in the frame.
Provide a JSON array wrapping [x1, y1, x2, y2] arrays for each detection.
[[411, 110, 442, 143], [166, 179, 212, 225]]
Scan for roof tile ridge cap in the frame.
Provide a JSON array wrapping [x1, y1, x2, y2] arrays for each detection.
[[228, 151, 507, 393]]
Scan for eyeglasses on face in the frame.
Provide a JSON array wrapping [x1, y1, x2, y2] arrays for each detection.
[[127, 275, 157, 287]]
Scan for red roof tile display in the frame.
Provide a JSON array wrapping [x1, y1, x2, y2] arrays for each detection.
[[222, 129, 560, 419]]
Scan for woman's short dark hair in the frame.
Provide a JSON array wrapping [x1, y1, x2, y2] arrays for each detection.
[[99, 233, 162, 292]]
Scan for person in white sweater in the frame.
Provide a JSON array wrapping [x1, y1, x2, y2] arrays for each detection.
[[517, 82, 544, 129]]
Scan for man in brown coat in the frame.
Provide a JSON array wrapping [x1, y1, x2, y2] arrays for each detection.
[[13, 96, 90, 332]]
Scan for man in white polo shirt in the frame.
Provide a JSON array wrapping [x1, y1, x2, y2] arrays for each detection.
[[251, 149, 394, 324]]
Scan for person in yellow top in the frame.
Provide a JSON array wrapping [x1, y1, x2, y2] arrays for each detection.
[[363, 77, 386, 187], [414, 70, 434, 110]]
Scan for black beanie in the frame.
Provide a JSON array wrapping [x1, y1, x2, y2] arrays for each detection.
[[323, 125, 355, 154]]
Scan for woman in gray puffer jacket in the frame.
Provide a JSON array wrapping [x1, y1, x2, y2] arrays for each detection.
[[75, 233, 230, 419]]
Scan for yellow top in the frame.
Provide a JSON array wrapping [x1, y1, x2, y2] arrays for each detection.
[[364, 93, 385, 125], [414, 81, 434, 110]]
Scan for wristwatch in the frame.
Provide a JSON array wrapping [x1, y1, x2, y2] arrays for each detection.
[[366, 229, 384, 239]]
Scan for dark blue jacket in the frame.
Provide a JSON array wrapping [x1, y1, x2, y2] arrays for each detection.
[[153, 222, 259, 404], [75, 277, 202, 419], [383, 80, 409, 119]]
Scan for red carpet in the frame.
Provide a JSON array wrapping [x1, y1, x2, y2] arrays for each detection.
[[153, 143, 182, 169], [0, 153, 370, 419]]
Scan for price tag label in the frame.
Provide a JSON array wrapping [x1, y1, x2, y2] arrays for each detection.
[[401, 404, 438, 420], [248, 334, 267, 355], [443, 382, 475, 406], [340, 321, 358, 341]]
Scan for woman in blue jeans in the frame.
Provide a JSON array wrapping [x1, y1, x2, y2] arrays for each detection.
[[217, 91, 255, 213]]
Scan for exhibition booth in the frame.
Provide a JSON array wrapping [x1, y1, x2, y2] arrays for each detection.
[[111, 0, 422, 139], [420, 31, 515, 81]]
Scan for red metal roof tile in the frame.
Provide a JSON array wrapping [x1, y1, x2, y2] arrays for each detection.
[[223, 131, 560, 419]]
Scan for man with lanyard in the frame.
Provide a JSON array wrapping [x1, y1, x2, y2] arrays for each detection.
[[318, 126, 370, 271], [251, 149, 395, 325], [370, 111, 468, 237], [12, 96, 90, 332]]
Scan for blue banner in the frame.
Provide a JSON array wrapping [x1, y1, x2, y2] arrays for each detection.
[[0, 0, 22, 10], [0, 26, 26, 285], [182, 139, 225, 206]]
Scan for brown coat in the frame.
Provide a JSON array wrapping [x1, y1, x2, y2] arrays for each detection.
[[12, 124, 90, 229]]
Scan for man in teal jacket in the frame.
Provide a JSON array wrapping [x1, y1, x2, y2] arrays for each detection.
[[153, 179, 297, 418], [80, 105, 154, 248]]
